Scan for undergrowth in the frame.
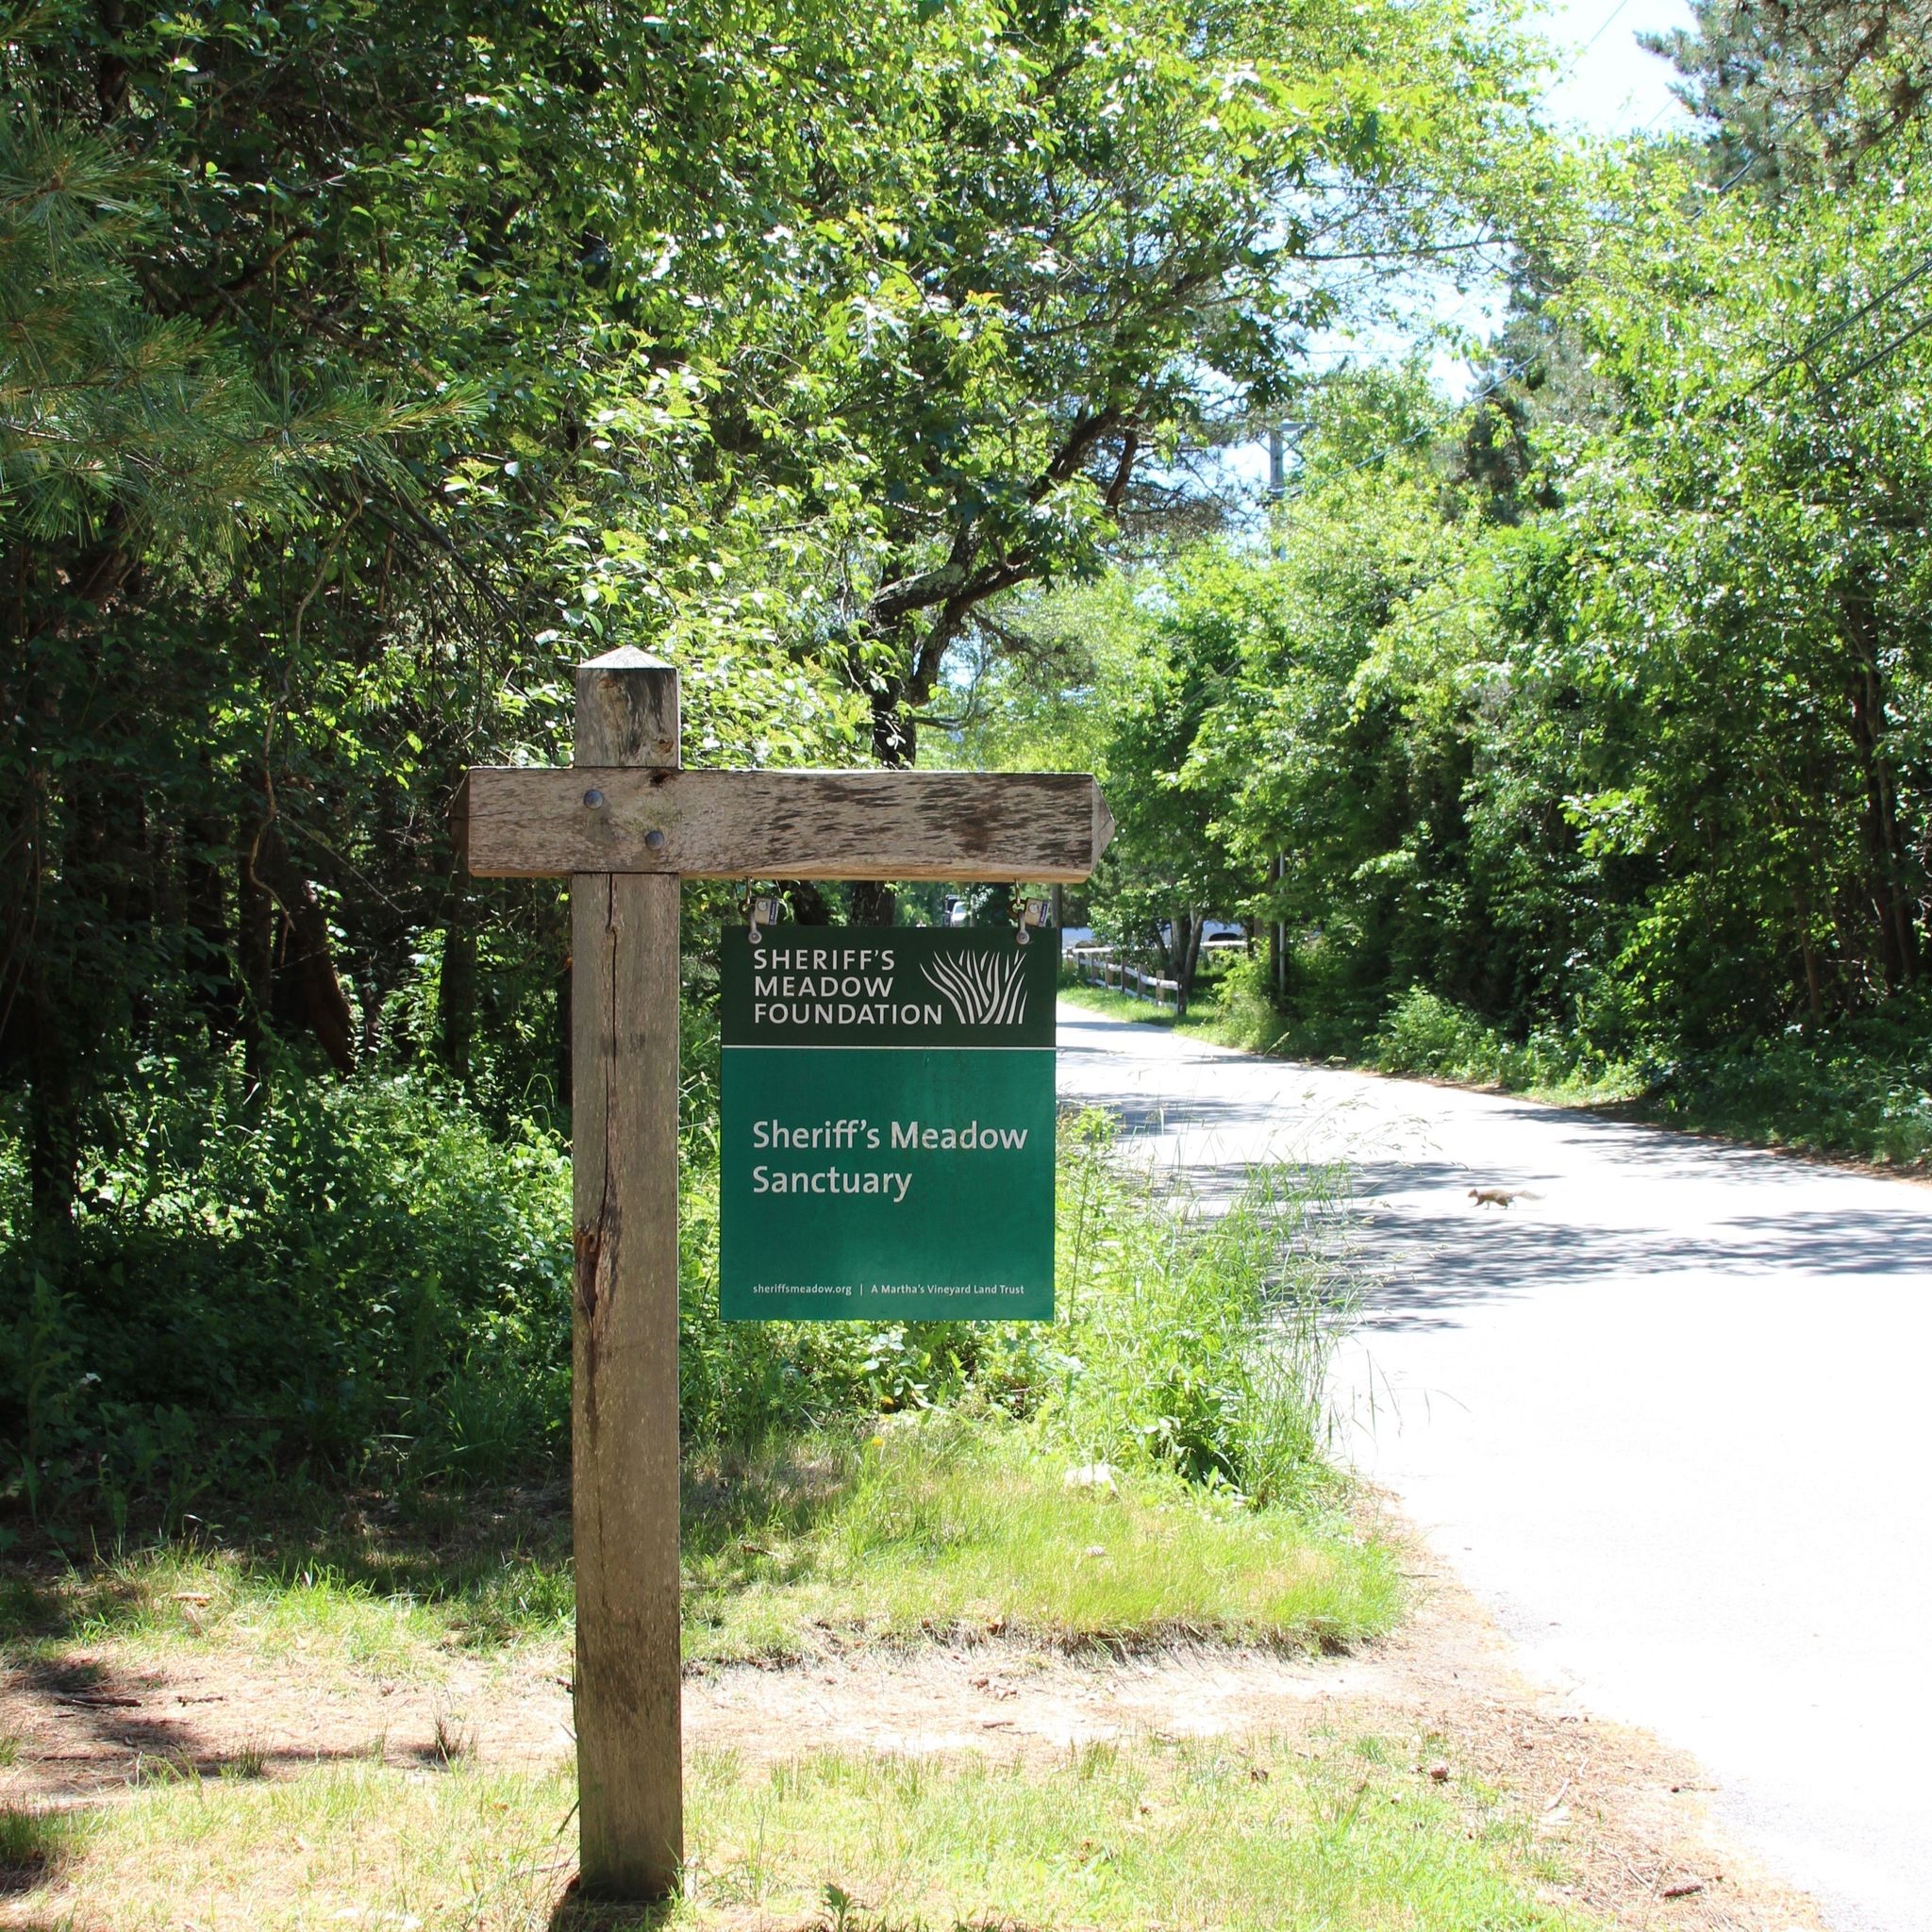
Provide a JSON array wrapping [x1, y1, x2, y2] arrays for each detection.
[[1064, 963, 1932, 1168], [0, 1062, 575, 1532], [3, 1049, 1357, 1547]]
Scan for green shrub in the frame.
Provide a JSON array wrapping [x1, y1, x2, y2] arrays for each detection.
[[1370, 987, 1503, 1079], [1647, 1003, 1932, 1167], [5, 1051, 1353, 1534], [1, 1058, 574, 1527], [1367, 987, 1639, 1103]]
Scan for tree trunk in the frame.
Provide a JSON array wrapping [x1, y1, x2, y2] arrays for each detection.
[[29, 764, 115, 1244], [1793, 886, 1825, 1024], [1268, 855, 1289, 1004], [237, 833, 275, 1085], [438, 882, 477, 1083], [247, 819, 357, 1074], [847, 677, 912, 928], [184, 808, 241, 1043], [1841, 589, 1918, 989], [1174, 909, 1206, 1016], [26, 992, 82, 1248], [783, 883, 836, 925]]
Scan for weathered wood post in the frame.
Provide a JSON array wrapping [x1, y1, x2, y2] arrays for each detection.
[[570, 646, 683, 1898]]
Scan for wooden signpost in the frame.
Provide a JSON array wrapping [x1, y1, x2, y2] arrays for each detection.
[[459, 646, 1113, 1902]]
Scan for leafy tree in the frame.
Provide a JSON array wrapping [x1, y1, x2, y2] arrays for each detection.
[[1546, 139, 1932, 1027], [1022, 93, 1932, 1053], [1083, 565, 1252, 1010], [4, 0, 1553, 1243], [1647, 0, 1932, 183]]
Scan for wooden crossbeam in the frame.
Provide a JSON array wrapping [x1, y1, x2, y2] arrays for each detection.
[[458, 766, 1113, 881]]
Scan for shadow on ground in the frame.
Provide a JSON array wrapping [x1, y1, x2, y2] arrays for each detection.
[[1058, 1030, 1932, 1337], [0, 1451, 867, 1803]]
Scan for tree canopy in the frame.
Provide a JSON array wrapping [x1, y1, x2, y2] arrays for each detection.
[[11, 0, 1932, 1512]]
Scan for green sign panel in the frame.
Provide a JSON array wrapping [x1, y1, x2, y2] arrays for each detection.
[[720, 926, 1057, 1322]]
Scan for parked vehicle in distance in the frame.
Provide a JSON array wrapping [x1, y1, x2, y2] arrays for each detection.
[[1154, 918, 1244, 949]]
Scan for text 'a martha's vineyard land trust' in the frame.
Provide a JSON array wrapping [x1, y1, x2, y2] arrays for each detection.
[[719, 926, 1058, 1322]]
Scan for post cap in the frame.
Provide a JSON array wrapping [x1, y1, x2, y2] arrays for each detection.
[[578, 646, 673, 672]]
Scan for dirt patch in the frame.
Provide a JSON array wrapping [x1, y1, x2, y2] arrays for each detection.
[[0, 1521, 1826, 1931]]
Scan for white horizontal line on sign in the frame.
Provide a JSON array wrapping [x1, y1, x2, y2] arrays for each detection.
[[721, 1044, 1055, 1053]]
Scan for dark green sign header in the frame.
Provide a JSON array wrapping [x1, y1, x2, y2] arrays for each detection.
[[720, 926, 1056, 1047], [719, 927, 1057, 1323]]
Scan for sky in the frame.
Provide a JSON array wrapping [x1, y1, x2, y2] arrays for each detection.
[[1206, 0, 1699, 501], [1540, 0, 1695, 136]]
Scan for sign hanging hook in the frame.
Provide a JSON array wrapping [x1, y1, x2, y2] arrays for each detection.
[[746, 890, 783, 946]]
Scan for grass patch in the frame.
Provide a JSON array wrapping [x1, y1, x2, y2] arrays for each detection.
[[1058, 970, 1330, 1062], [5, 1734, 1592, 1931], [0, 1801, 92, 1890], [0, 1045, 1547, 1925], [683, 1423, 1394, 1664], [0, 1426, 1391, 1680], [1059, 975, 1238, 1041], [0, 1491, 576, 1677]]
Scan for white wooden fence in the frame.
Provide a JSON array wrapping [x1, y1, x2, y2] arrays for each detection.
[[1063, 943, 1180, 1009]]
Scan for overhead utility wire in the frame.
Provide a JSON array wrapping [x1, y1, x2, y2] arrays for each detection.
[[1380, 237, 1932, 634], [1732, 251, 1932, 402], [1534, 0, 1635, 112], [1386, 270, 1932, 635], [1263, 3, 1649, 486], [1293, 11, 1694, 404], [1387, 297, 1932, 636], [1276, 77, 1932, 505], [1827, 303, 1932, 387]]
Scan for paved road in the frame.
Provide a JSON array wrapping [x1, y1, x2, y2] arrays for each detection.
[[1056, 1002, 1932, 1932]]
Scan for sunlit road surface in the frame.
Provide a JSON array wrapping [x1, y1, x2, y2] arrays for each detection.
[[1056, 1001, 1932, 1932]]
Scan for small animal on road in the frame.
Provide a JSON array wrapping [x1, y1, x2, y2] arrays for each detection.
[[1468, 1186, 1542, 1208]]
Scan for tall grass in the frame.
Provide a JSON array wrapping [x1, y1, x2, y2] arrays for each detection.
[[3, 1103, 1381, 1657], [675, 1117, 1381, 1657], [681, 1110, 1356, 1507], [1042, 1124, 1353, 1503]]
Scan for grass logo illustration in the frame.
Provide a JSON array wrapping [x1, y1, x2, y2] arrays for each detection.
[[921, 945, 1030, 1027]]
